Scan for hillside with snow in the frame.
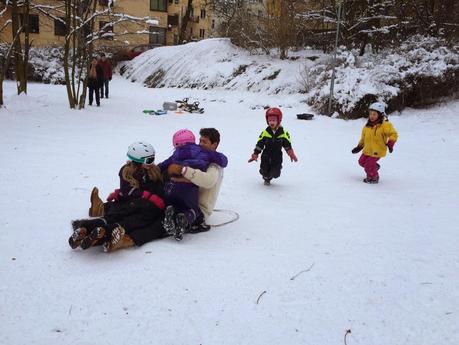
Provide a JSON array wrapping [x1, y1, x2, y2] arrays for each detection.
[[1, 75, 458, 345], [120, 37, 459, 117]]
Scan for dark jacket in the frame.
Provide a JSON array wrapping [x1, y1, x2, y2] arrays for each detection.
[[158, 143, 228, 173], [88, 65, 104, 88], [118, 164, 164, 201], [98, 60, 113, 80], [254, 126, 292, 165]]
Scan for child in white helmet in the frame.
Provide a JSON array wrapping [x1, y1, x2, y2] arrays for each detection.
[[351, 102, 398, 184]]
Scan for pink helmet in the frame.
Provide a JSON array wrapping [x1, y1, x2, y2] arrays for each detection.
[[172, 129, 196, 147]]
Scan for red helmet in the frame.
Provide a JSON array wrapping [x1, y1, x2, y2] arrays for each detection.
[[265, 107, 282, 124]]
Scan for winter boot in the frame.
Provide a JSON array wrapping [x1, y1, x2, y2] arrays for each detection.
[[89, 187, 105, 217], [263, 178, 271, 186], [163, 205, 176, 236], [68, 227, 88, 249], [103, 225, 134, 252], [363, 177, 379, 184], [174, 213, 190, 241], [80, 227, 107, 250], [189, 221, 211, 234]]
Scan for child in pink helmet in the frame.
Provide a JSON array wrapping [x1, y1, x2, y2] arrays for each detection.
[[158, 129, 228, 240]]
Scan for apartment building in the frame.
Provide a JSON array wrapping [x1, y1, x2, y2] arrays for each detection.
[[0, 0, 216, 49]]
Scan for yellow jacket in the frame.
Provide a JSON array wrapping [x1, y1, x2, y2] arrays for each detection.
[[358, 119, 398, 158]]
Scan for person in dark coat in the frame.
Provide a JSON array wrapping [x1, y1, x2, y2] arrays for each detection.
[[87, 57, 104, 106], [248, 107, 298, 185], [98, 53, 112, 99]]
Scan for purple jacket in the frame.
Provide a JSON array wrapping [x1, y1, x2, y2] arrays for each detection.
[[158, 143, 228, 172]]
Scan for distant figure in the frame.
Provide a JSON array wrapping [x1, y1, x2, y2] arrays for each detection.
[[351, 102, 398, 184], [87, 57, 103, 107], [98, 53, 112, 99], [248, 107, 298, 185]]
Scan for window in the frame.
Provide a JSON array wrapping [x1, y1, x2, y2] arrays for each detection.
[[20, 14, 39, 34], [99, 21, 114, 40], [168, 15, 178, 27], [150, 0, 167, 11], [54, 17, 67, 36], [149, 26, 166, 45], [211, 19, 215, 29], [199, 29, 205, 38], [200, 9, 206, 19]]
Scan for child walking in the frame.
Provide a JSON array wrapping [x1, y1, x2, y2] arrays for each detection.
[[158, 129, 228, 240], [69, 141, 165, 252], [351, 102, 398, 184], [248, 107, 298, 185]]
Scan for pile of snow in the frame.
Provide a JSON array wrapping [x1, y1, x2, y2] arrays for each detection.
[[306, 36, 459, 117], [120, 38, 319, 94], [121, 36, 459, 118]]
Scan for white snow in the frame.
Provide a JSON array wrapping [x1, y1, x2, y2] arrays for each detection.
[[1, 76, 459, 345]]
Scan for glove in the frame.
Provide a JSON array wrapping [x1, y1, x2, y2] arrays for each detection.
[[387, 140, 395, 153], [248, 153, 258, 163], [287, 149, 298, 162], [142, 191, 165, 210], [106, 189, 120, 202], [167, 163, 183, 176], [351, 145, 363, 154]]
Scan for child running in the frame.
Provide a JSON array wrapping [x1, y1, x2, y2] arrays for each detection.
[[248, 107, 298, 185], [158, 129, 228, 240], [351, 102, 398, 184]]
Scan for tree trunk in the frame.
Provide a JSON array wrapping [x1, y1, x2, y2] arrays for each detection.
[[179, 0, 193, 44]]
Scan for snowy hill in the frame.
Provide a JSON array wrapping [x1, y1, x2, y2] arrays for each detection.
[[120, 38, 319, 94], [1, 77, 459, 345]]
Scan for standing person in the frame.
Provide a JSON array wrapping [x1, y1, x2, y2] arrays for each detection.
[[248, 107, 298, 185], [87, 128, 226, 250], [69, 141, 165, 252], [158, 129, 228, 240], [351, 102, 398, 184], [87, 57, 103, 107], [98, 53, 112, 99]]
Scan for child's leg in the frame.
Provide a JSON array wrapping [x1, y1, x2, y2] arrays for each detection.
[[259, 156, 272, 180], [364, 157, 380, 179]]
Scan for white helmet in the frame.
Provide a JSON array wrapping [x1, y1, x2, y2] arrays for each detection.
[[127, 141, 156, 164], [369, 102, 386, 115]]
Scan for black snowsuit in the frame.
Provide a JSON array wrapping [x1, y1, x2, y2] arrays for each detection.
[[253, 126, 292, 181]]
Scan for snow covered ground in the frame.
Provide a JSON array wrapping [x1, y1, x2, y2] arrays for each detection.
[[1, 77, 458, 345]]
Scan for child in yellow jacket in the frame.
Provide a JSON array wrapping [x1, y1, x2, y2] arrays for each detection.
[[351, 102, 398, 184]]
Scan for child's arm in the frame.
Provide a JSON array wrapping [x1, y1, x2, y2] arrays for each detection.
[[385, 122, 398, 152], [248, 130, 266, 162], [280, 129, 298, 162], [352, 127, 365, 154], [207, 151, 228, 168]]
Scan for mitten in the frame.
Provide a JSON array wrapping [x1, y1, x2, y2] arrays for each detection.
[[387, 140, 395, 153], [146, 194, 165, 210], [106, 189, 120, 202], [167, 163, 183, 176], [142, 191, 152, 200], [248, 153, 258, 163], [351, 146, 363, 154], [287, 149, 298, 162]]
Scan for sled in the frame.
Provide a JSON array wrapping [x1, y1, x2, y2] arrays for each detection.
[[143, 109, 168, 115], [296, 113, 314, 120]]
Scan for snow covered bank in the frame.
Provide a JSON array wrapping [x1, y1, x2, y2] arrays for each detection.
[[120, 37, 459, 118]]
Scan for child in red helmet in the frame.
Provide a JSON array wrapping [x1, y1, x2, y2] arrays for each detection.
[[248, 107, 298, 185]]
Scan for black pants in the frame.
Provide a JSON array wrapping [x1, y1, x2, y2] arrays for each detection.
[[259, 154, 282, 180], [100, 80, 109, 98], [88, 85, 100, 105], [129, 218, 169, 246]]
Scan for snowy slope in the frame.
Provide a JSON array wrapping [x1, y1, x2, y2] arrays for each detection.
[[0, 77, 458, 345]]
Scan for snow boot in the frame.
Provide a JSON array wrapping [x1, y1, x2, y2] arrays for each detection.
[[103, 225, 134, 253], [189, 221, 211, 234], [363, 177, 379, 184], [174, 213, 189, 241], [263, 178, 271, 186], [89, 187, 105, 217], [80, 227, 107, 250], [163, 205, 176, 236], [68, 227, 88, 249]]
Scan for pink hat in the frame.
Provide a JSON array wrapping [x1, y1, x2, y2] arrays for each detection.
[[172, 129, 195, 148]]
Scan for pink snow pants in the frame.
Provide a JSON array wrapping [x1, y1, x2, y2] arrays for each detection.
[[358, 154, 380, 179]]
